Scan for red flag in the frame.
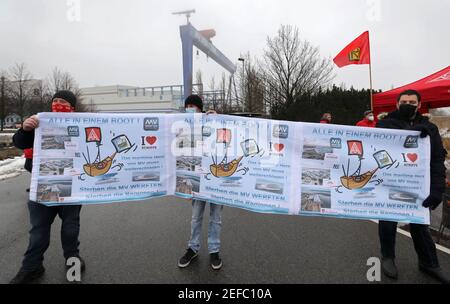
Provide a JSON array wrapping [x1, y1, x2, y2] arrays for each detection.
[[333, 31, 371, 68]]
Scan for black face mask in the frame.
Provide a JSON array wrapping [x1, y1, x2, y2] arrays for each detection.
[[398, 104, 417, 120]]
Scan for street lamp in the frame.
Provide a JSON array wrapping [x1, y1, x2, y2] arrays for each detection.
[[238, 58, 245, 112]]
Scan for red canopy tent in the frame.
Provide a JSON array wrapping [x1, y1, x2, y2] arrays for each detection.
[[373, 66, 450, 115]]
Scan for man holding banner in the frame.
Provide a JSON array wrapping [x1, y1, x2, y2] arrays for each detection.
[[9, 91, 85, 284], [376, 89, 449, 284], [177, 95, 224, 271]]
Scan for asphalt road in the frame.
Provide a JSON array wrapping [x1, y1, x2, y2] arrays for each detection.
[[0, 173, 449, 284]]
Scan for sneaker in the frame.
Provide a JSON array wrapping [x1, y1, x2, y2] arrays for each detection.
[[9, 266, 45, 284], [66, 256, 86, 272], [178, 248, 198, 268], [381, 258, 398, 279], [210, 252, 222, 270]]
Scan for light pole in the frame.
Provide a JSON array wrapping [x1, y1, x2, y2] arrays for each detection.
[[238, 57, 245, 112]]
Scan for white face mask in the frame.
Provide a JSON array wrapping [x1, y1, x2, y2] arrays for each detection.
[[185, 107, 197, 113], [368, 115, 375, 121]]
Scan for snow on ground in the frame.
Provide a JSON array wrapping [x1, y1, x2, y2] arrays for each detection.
[[0, 156, 25, 181], [0, 133, 14, 145], [440, 128, 450, 139]]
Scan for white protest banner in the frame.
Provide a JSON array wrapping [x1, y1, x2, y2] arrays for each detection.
[[30, 112, 431, 224]]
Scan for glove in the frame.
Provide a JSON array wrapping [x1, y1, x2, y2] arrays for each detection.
[[422, 192, 443, 210], [411, 125, 431, 138]]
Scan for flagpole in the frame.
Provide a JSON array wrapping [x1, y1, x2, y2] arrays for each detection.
[[368, 31, 373, 111], [369, 62, 373, 111]]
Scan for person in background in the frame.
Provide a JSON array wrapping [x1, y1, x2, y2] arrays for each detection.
[[9, 90, 85, 284], [320, 113, 332, 124], [376, 89, 449, 284], [356, 110, 376, 128], [177, 94, 224, 270]]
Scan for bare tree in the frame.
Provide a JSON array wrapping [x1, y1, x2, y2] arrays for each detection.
[[195, 69, 204, 96], [47, 66, 89, 111], [28, 79, 52, 113], [262, 25, 334, 112], [48, 67, 82, 98], [49, 67, 64, 93], [208, 75, 217, 110], [49, 67, 75, 92], [201, 74, 235, 113], [8, 63, 35, 122], [219, 73, 228, 113], [237, 53, 266, 113], [209, 75, 216, 92]]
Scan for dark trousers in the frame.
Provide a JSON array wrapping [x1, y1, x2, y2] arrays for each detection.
[[21, 201, 82, 272], [379, 221, 439, 268], [24, 158, 32, 173]]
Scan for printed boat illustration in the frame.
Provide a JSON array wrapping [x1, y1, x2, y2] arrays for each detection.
[[83, 153, 116, 177], [82, 128, 133, 177], [210, 156, 243, 178], [209, 128, 245, 178], [81, 128, 133, 179], [340, 140, 377, 190], [340, 168, 378, 190], [340, 141, 394, 191]]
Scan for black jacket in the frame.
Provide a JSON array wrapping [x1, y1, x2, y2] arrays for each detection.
[[13, 128, 35, 171], [376, 110, 447, 196]]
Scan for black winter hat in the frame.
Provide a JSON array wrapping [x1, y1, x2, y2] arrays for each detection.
[[184, 94, 203, 111], [52, 90, 77, 108]]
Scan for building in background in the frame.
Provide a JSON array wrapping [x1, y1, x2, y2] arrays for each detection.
[[79, 83, 236, 113], [80, 84, 199, 113], [1, 113, 22, 128]]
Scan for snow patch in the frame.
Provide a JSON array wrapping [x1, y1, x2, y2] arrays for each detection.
[[0, 156, 26, 181]]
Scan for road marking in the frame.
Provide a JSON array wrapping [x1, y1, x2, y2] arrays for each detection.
[[370, 220, 450, 255], [396, 226, 450, 255]]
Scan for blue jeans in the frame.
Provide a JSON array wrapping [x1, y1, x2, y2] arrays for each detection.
[[188, 200, 223, 254], [21, 201, 82, 272]]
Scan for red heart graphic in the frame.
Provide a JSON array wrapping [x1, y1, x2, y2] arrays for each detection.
[[407, 153, 418, 163], [146, 136, 157, 145], [274, 143, 284, 152]]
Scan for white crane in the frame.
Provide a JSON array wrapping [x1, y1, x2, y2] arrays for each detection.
[[172, 9, 196, 24]]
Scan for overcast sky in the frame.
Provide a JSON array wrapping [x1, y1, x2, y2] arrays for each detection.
[[1, 0, 449, 92]]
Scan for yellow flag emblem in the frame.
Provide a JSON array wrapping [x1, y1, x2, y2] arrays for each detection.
[[349, 47, 361, 62]]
